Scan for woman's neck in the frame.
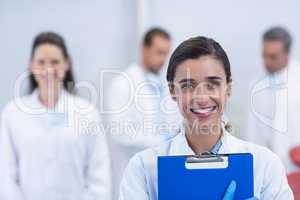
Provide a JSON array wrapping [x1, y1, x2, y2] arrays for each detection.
[[38, 84, 62, 108], [185, 121, 223, 155]]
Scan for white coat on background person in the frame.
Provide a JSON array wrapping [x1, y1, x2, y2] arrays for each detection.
[[244, 60, 300, 173], [0, 32, 111, 200], [106, 28, 181, 199], [107, 61, 181, 200], [0, 90, 111, 200], [243, 27, 300, 173]]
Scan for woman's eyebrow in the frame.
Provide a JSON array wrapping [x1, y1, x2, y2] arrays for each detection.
[[176, 77, 223, 83], [178, 78, 196, 83], [206, 76, 223, 81]]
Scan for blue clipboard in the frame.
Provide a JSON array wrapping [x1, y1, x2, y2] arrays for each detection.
[[158, 153, 254, 200]]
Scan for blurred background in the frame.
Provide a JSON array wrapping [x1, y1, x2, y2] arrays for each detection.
[[1, 0, 300, 134]]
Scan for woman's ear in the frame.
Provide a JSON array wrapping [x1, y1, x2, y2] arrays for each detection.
[[29, 63, 33, 72], [29, 61, 36, 73], [64, 60, 70, 71], [226, 79, 232, 97], [169, 83, 177, 101], [171, 94, 177, 101]]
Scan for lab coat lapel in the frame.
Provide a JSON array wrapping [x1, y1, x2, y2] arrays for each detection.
[[168, 127, 238, 156], [130, 63, 146, 86], [219, 130, 247, 154], [169, 131, 194, 156], [30, 89, 69, 113], [31, 89, 69, 127]]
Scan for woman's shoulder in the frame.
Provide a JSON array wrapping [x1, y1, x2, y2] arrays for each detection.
[[128, 136, 177, 170], [230, 135, 292, 198], [228, 134, 282, 164], [1, 94, 33, 117], [67, 92, 94, 106], [66, 93, 99, 113]]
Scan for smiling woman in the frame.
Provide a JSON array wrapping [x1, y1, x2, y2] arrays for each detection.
[[118, 36, 293, 200], [167, 37, 232, 154]]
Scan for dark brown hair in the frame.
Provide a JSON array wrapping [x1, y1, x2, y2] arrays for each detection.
[[263, 26, 292, 53], [167, 36, 232, 86], [143, 27, 171, 47]]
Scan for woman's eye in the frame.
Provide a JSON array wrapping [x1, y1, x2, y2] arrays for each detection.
[[51, 59, 60, 65], [38, 60, 45, 65], [206, 83, 216, 90], [181, 83, 194, 89], [206, 80, 222, 90]]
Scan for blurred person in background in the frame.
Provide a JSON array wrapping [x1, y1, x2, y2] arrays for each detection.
[[107, 27, 181, 199], [243, 26, 300, 173], [0, 32, 111, 200]]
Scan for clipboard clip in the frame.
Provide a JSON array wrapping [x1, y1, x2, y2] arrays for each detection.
[[185, 154, 229, 170]]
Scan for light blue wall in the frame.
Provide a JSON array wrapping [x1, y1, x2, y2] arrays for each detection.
[[0, 0, 137, 110]]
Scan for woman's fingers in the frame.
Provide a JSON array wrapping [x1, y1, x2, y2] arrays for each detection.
[[222, 180, 237, 200]]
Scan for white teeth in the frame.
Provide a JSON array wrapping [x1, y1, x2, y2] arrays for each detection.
[[191, 107, 215, 114]]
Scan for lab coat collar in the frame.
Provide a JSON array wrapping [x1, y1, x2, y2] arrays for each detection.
[[169, 124, 232, 156], [217, 131, 242, 154], [132, 63, 164, 82], [269, 66, 288, 87], [267, 60, 300, 87], [145, 72, 164, 88], [31, 89, 70, 114], [169, 130, 194, 155]]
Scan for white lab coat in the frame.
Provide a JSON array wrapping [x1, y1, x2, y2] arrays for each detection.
[[0, 90, 111, 200], [244, 61, 300, 173], [119, 128, 293, 200], [107, 63, 181, 199]]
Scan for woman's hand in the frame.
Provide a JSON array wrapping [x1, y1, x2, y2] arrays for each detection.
[[222, 180, 258, 200]]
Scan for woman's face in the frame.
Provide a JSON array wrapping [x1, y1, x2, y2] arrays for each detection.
[[30, 43, 69, 89], [171, 55, 231, 134]]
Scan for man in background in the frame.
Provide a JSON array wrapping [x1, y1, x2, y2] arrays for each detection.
[[244, 26, 300, 173], [107, 28, 181, 199]]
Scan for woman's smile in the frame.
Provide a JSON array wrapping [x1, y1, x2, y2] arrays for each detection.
[[190, 105, 217, 119]]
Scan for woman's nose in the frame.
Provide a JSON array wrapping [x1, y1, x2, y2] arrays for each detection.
[[191, 92, 210, 105], [45, 65, 55, 72], [193, 82, 210, 96]]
